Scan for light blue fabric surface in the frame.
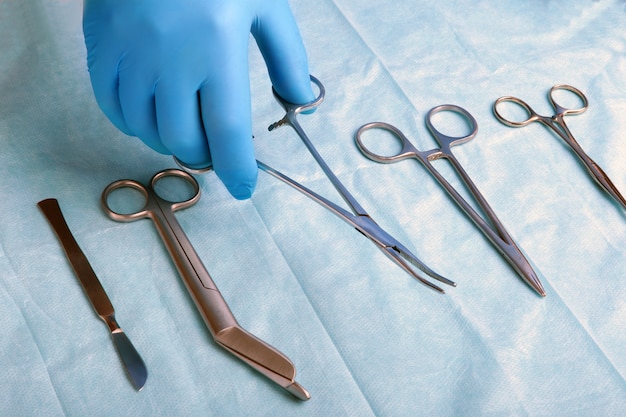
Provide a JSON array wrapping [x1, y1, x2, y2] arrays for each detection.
[[1, 0, 625, 416]]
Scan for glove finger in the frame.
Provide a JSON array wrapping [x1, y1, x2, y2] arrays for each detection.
[[253, 1, 314, 105], [154, 79, 212, 167], [199, 41, 257, 200], [118, 68, 169, 154], [85, 45, 134, 136]]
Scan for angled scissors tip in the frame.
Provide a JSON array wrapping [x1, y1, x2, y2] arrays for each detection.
[[285, 382, 311, 401], [214, 327, 310, 400]]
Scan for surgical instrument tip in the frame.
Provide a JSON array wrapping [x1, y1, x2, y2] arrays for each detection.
[[285, 382, 311, 401], [589, 160, 626, 210], [215, 326, 310, 400], [520, 268, 546, 297], [428, 269, 456, 288], [384, 242, 456, 291], [529, 276, 547, 297], [511, 252, 546, 296]]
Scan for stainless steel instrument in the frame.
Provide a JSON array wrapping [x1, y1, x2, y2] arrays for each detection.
[[38, 198, 148, 390], [101, 169, 309, 400], [494, 85, 626, 210], [356, 105, 546, 297]]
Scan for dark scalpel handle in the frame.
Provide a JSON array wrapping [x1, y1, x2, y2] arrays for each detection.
[[38, 198, 114, 317]]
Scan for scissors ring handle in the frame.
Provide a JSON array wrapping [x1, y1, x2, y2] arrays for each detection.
[[549, 84, 588, 116], [101, 179, 152, 222], [149, 169, 201, 211], [493, 96, 538, 127], [355, 122, 414, 163], [271, 75, 325, 115], [426, 104, 478, 147], [173, 156, 213, 175]]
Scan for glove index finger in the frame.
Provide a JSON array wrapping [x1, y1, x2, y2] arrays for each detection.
[[253, 2, 315, 106], [199, 50, 258, 200], [85, 44, 134, 136]]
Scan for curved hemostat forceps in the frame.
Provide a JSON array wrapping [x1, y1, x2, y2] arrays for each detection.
[[267, 76, 455, 294], [494, 85, 626, 210], [356, 106, 546, 297], [101, 169, 310, 400]]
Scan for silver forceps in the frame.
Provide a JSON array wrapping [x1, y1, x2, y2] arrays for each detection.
[[101, 169, 310, 400], [267, 76, 455, 293], [356, 105, 546, 297], [494, 85, 626, 210]]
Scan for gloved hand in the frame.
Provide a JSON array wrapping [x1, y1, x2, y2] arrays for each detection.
[[83, 0, 314, 199]]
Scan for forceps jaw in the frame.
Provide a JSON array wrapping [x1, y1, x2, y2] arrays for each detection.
[[353, 215, 456, 291], [382, 246, 456, 294]]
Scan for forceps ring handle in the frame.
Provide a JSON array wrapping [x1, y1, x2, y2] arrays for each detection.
[[270, 75, 325, 116], [494, 85, 588, 127], [174, 156, 213, 175], [493, 96, 537, 127], [426, 104, 478, 149], [549, 84, 588, 116], [268, 75, 325, 132], [355, 122, 415, 164]]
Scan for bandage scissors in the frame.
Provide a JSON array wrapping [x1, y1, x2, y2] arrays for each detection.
[[356, 105, 546, 297], [493, 85, 626, 210], [101, 169, 310, 400], [267, 76, 455, 293]]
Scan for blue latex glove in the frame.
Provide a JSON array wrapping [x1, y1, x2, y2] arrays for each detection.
[[83, 0, 314, 199]]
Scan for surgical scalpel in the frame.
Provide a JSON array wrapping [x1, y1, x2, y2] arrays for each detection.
[[101, 169, 309, 400], [38, 198, 148, 390], [494, 85, 626, 210], [356, 105, 546, 297], [267, 76, 454, 293]]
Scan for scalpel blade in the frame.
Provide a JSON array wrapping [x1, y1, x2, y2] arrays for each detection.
[[38, 198, 148, 390]]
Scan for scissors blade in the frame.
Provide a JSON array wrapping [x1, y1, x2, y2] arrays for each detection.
[[215, 327, 310, 400]]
